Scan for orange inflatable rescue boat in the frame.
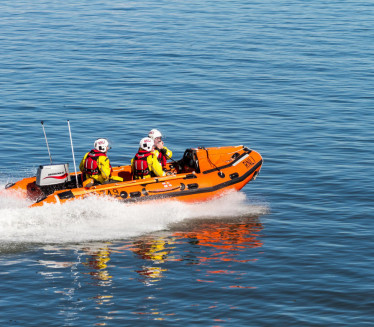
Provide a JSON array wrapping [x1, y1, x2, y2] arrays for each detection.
[[3, 145, 263, 207]]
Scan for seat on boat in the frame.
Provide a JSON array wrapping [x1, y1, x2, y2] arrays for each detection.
[[178, 149, 200, 173]]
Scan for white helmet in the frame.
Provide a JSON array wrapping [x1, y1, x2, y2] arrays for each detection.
[[148, 129, 162, 140], [139, 137, 154, 151], [94, 138, 110, 153]]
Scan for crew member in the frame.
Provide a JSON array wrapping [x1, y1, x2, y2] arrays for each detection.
[[148, 129, 172, 169], [131, 137, 165, 179], [79, 138, 123, 187]]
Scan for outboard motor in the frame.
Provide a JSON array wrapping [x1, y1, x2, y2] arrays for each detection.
[[36, 163, 71, 195]]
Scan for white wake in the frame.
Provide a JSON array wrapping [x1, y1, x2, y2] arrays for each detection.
[[0, 183, 268, 244]]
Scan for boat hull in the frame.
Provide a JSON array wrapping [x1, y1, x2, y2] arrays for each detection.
[[3, 145, 263, 207]]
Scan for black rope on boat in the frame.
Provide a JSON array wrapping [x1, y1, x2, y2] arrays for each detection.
[[204, 148, 225, 178]]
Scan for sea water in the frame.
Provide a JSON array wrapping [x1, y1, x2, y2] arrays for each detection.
[[0, 0, 373, 326]]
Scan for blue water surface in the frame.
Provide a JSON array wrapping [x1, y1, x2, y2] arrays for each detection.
[[0, 0, 373, 326]]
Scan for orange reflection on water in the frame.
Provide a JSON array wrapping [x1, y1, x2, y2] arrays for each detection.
[[206, 270, 236, 274], [132, 237, 175, 263], [82, 244, 113, 284], [173, 218, 263, 290], [173, 218, 263, 262], [131, 236, 178, 286]]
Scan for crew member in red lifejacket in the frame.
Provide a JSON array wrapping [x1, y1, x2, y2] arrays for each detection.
[[79, 138, 123, 187], [131, 137, 165, 179], [148, 129, 172, 169]]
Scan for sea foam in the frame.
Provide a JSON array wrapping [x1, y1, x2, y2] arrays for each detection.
[[0, 183, 268, 244]]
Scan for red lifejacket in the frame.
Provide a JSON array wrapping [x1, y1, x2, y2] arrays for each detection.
[[157, 151, 167, 167], [84, 150, 109, 175], [133, 150, 152, 178]]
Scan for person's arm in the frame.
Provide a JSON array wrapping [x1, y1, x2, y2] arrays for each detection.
[[97, 156, 112, 181], [148, 154, 165, 177], [161, 146, 172, 159], [79, 153, 88, 172], [130, 157, 134, 174]]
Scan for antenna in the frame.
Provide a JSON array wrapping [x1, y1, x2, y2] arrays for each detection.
[[67, 120, 79, 189], [41, 121, 53, 164]]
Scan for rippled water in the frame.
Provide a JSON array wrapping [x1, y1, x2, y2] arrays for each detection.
[[1, 0, 374, 326]]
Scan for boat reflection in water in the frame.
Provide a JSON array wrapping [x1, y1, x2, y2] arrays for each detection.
[[130, 216, 263, 285], [173, 217, 263, 256], [127, 216, 264, 320], [37, 242, 115, 323], [36, 216, 264, 323], [131, 236, 175, 286], [82, 243, 113, 285]]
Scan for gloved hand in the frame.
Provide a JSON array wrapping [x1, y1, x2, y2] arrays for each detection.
[[160, 148, 167, 156]]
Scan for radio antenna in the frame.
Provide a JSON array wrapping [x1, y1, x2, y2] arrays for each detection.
[[41, 121, 53, 164], [67, 120, 79, 188]]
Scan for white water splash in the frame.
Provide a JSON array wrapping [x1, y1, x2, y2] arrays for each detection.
[[0, 184, 268, 244]]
